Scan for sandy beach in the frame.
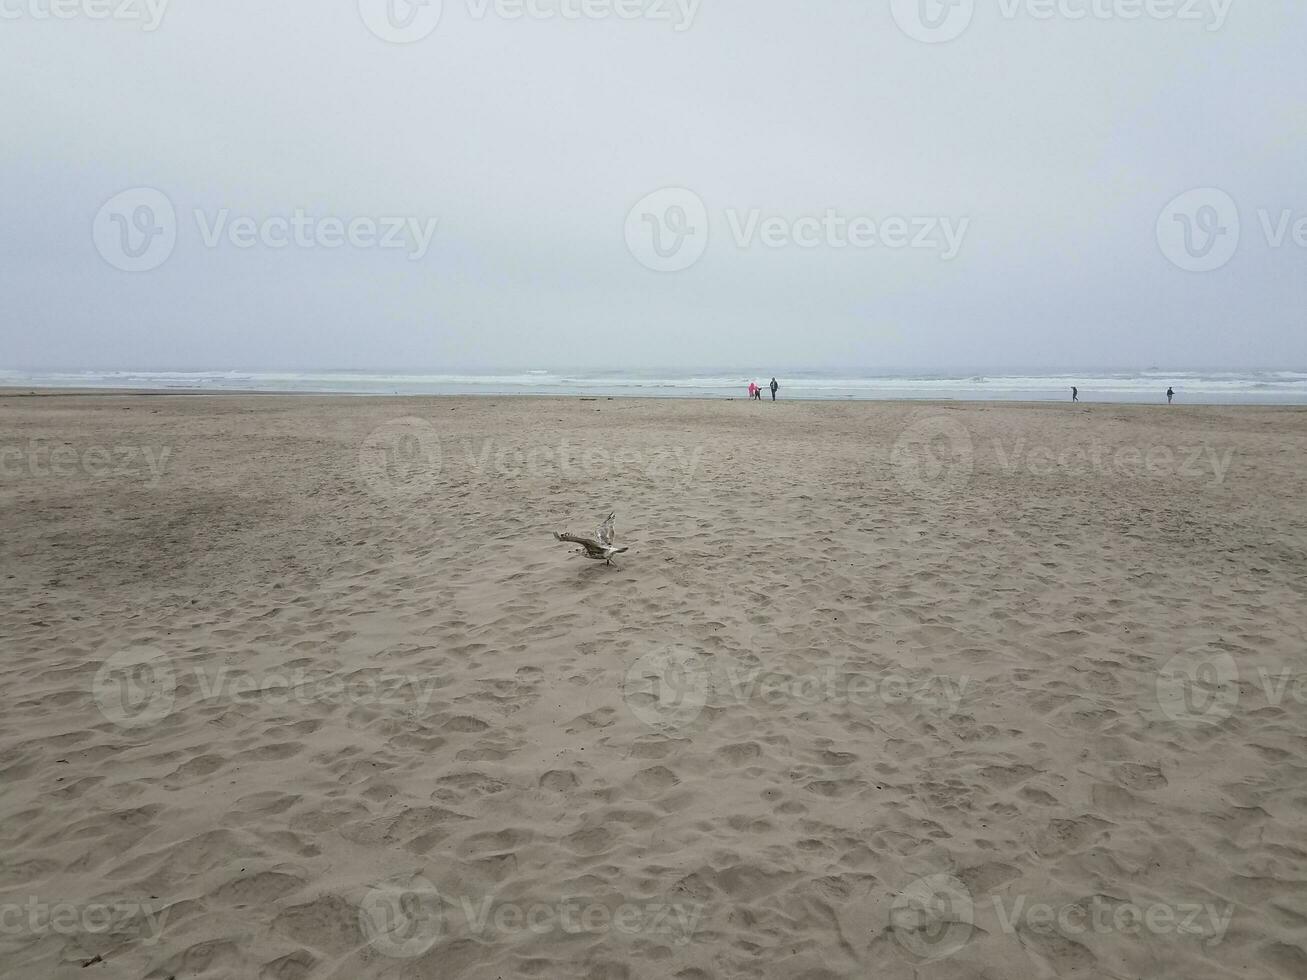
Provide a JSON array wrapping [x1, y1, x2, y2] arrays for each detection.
[[2, 392, 1306, 979]]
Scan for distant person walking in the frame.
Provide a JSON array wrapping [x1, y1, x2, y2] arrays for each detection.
[[747, 381, 756, 400], [1167, 387, 1175, 405], [770, 377, 779, 401], [1072, 386, 1079, 403]]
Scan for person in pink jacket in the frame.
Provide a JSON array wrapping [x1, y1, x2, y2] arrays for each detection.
[[747, 382, 757, 399]]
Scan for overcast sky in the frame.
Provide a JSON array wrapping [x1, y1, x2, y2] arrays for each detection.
[[2, 0, 1303, 372]]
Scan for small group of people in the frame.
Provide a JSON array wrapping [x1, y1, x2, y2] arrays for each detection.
[[1072, 386, 1176, 404], [748, 378, 780, 401]]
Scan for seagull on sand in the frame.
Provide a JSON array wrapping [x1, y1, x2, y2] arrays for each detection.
[[554, 512, 629, 566]]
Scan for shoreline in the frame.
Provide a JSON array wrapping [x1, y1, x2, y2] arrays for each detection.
[[2, 387, 1305, 408]]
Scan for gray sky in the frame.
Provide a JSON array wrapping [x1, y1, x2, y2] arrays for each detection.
[[2, 0, 1303, 371]]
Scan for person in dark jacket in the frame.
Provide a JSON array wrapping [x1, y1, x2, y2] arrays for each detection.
[[770, 378, 779, 401]]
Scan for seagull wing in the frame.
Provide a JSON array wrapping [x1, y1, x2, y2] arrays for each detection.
[[597, 512, 616, 547], [554, 532, 607, 558]]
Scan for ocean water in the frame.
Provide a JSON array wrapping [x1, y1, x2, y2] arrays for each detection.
[[4, 369, 1307, 405]]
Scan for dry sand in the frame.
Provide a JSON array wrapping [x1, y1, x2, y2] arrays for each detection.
[[2, 393, 1306, 979]]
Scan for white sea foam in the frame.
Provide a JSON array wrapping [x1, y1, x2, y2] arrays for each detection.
[[3, 369, 1305, 403]]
